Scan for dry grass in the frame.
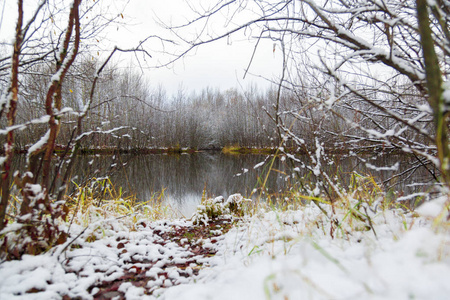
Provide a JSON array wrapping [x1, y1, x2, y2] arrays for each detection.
[[65, 177, 178, 230]]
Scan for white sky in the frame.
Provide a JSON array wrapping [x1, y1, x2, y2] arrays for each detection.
[[119, 0, 284, 95], [0, 0, 284, 96]]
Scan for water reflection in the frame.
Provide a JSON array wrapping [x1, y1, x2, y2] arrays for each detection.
[[76, 152, 435, 215], [12, 152, 436, 216], [102, 153, 274, 216]]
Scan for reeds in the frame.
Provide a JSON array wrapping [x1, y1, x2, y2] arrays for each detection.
[[65, 177, 177, 230], [222, 145, 276, 155]]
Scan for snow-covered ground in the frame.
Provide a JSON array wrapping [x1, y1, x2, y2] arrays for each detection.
[[167, 204, 450, 300], [0, 195, 449, 300]]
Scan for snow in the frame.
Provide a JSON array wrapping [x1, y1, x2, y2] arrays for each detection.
[[27, 129, 50, 158], [367, 128, 395, 138], [417, 103, 433, 114], [444, 86, 450, 107], [415, 195, 449, 218], [366, 162, 399, 171], [253, 161, 265, 169], [164, 206, 450, 300], [0, 90, 7, 110], [0, 223, 25, 235], [0, 196, 449, 300]]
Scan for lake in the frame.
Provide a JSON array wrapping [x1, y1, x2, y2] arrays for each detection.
[[12, 151, 436, 216], [67, 151, 436, 216]]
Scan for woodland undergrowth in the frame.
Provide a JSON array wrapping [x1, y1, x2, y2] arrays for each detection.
[[1, 172, 448, 263]]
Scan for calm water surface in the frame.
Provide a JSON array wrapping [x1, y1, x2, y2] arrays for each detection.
[[13, 152, 435, 216], [74, 152, 280, 216], [70, 152, 435, 216]]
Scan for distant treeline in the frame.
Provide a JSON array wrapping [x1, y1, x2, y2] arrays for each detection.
[[6, 57, 430, 153]]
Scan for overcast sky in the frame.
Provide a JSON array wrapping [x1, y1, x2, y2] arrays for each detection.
[[0, 0, 283, 96], [118, 0, 284, 95]]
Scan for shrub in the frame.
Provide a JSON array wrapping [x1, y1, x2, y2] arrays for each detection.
[[191, 193, 252, 225]]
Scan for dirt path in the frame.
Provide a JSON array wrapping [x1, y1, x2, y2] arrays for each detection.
[[60, 217, 236, 299]]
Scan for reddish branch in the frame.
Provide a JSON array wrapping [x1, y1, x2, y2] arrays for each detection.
[[19, 0, 82, 215], [41, 0, 81, 196], [0, 0, 23, 231]]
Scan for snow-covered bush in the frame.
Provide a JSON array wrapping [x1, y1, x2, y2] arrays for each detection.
[[0, 184, 68, 260], [191, 194, 252, 225]]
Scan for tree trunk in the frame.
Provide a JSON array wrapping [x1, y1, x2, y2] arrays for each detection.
[[0, 0, 23, 231], [416, 0, 450, 186]]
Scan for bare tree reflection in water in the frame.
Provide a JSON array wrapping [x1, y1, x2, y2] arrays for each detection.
[[11, 152, 437, 216]]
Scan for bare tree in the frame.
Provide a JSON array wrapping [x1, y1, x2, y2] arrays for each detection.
[[160, 0, 449, 195], [0, 0, 152, 258], [0, 1, 83, 258], [416, 0, 449, 183]]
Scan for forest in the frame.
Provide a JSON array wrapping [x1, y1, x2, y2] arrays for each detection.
[[0, 0, 449, 299], [5, 55, 433, 153]]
